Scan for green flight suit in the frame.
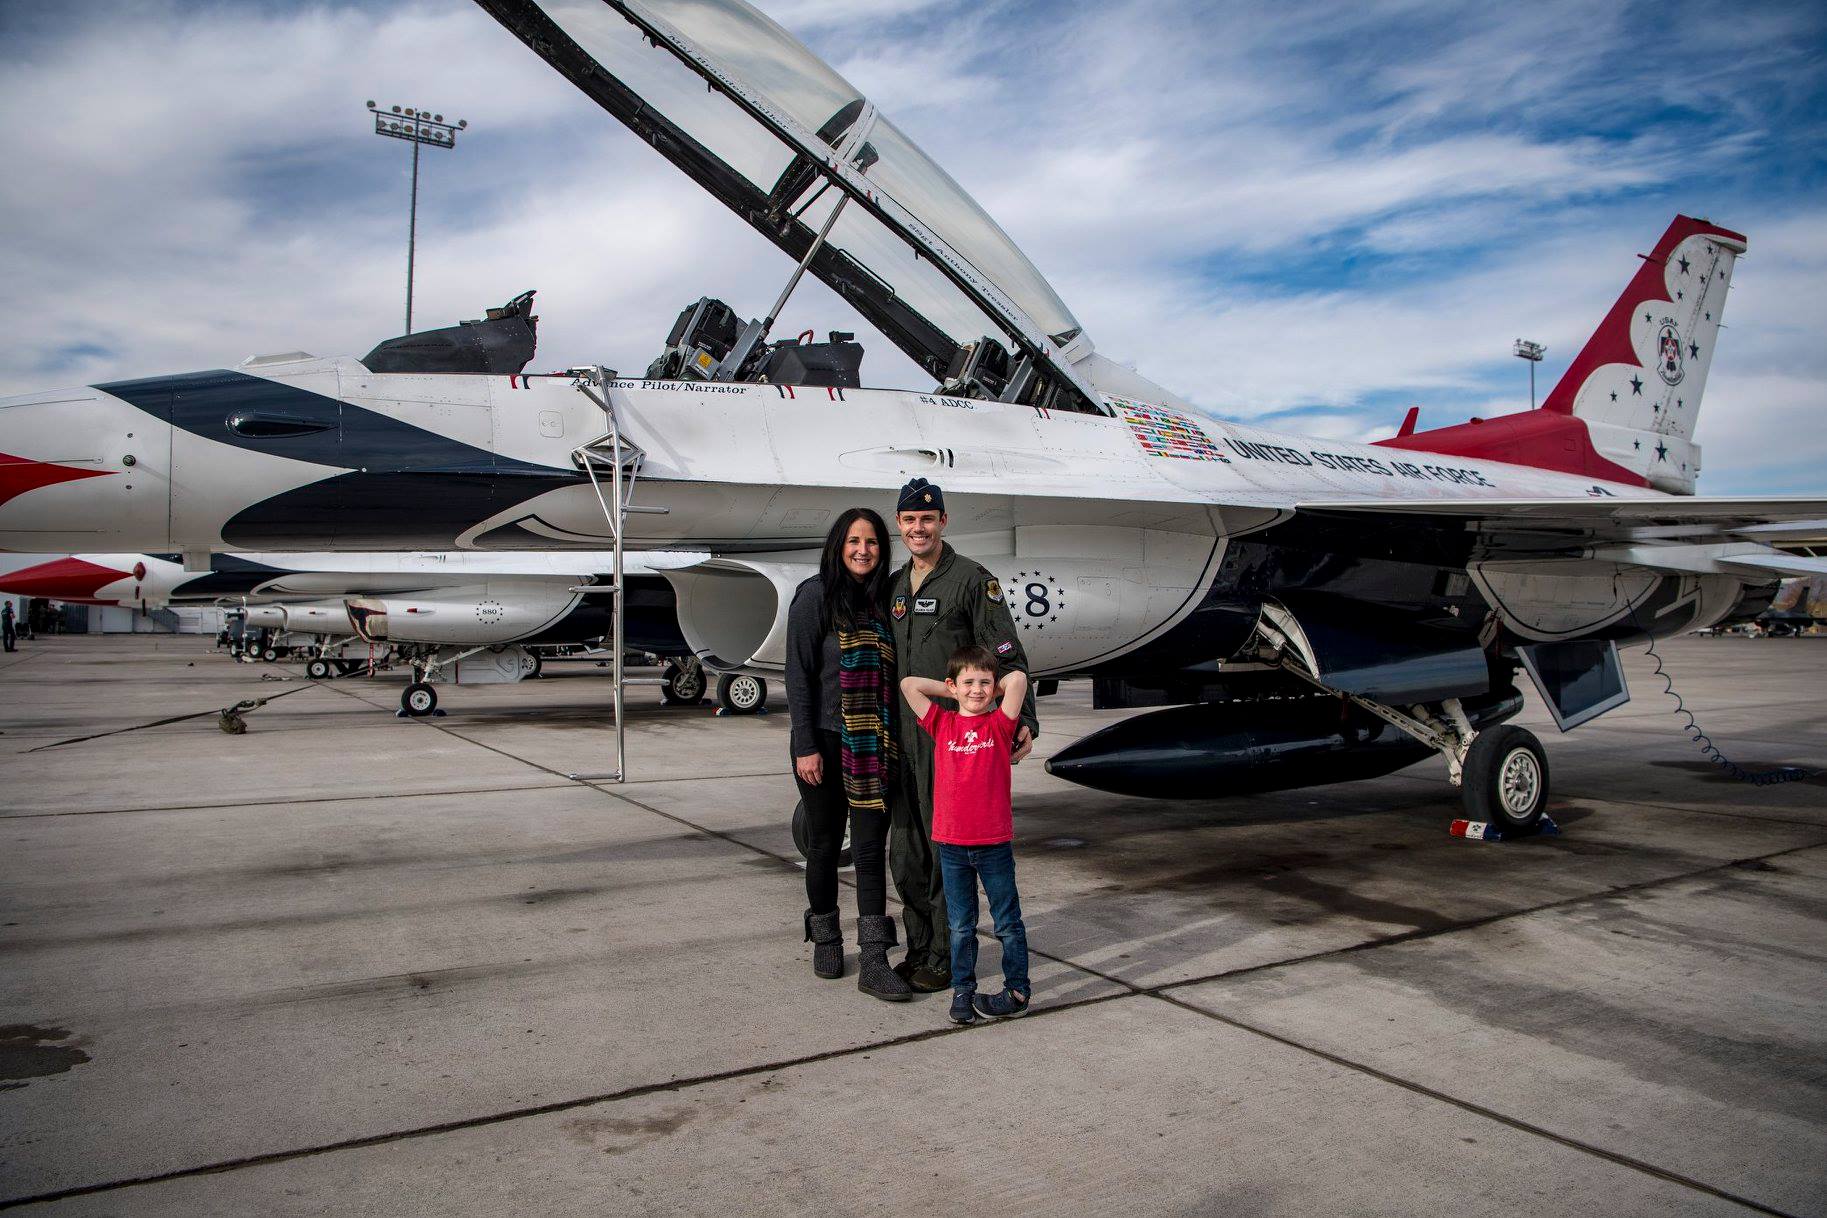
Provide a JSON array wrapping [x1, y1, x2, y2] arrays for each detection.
[[888, 542, 1039, 973]]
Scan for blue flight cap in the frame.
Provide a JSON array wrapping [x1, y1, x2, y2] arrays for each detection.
[[897, 477, 945, 513]]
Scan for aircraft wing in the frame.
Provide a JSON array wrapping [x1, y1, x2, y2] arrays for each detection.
[[1295, 495, 1827, 529], [1295, 494, 1827, 578]]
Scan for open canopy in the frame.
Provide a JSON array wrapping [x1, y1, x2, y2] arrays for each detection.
[[476, 0, 1098, 405]]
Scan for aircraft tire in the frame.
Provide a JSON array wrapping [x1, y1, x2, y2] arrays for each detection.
[[663, 662, 706, 705], [402, 682, 438, 717], [717, 673, 766, 715], [529, 653, 544, 679], [1462, 725, 1548, 831], [306, 659, 332, 680], [790, 797, 853, 868], [261, 647, 280, 663]]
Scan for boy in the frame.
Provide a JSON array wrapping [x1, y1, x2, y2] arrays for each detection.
[[901, 645, 1031, 1024]]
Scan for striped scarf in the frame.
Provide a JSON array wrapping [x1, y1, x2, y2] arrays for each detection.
[[836, 615, 898, 811]]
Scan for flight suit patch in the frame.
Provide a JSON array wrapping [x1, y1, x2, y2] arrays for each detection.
[[985, 579, 1003, 603], [914, 598, 938, 615], [996, 641, 1014, 655], [891, 595, 908, 620]]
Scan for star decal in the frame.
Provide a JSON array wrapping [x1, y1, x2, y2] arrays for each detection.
[[1676, 290, 1684, 299], [1652, 402, 1661, 413], [1677, 255, 1691, 274], [1688, 341, 1699, 359], [1633, 439, 1641, 450], [1676, 398, 1683, 409], [1655, 442, 1669, 461], [1642, 312, 1652, 323], [1609, 391, 1618, 402], [1629, 375, 1644, 395], [1705, 311, 1711, 320]]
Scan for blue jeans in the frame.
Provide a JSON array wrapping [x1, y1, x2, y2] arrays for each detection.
[[937, 842, 1029, 996]]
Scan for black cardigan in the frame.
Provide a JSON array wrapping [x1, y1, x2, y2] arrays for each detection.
[[784, 576, 844, 758]]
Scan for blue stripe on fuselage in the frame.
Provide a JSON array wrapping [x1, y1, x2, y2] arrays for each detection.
[[96, 369, 581, 548]]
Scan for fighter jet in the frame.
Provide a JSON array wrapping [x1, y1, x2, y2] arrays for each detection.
[[0, 550, 712, 716], [1, 0, 1822, 829]]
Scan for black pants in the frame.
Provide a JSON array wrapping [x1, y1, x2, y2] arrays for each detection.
[[2, 623, 14, 652], [794, 729, 888, 917]]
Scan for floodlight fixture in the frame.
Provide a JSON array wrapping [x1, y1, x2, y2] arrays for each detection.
[[366, 99, 468, 334], [1514, 338, 1546, 408]]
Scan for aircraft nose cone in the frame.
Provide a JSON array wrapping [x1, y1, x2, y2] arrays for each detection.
[[0, 556, 132, 602]]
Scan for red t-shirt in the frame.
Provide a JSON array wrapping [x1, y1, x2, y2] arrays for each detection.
[[919, 703, 1018, 845]]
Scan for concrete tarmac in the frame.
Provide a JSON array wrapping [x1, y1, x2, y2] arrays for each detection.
[[0, 635, 1822, 1215]]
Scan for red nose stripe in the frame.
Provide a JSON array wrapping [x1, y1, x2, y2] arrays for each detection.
[[0, 556, 131, 603], [0, 452, 115, 510]]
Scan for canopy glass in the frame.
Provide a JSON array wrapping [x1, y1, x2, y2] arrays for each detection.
[[481, 0, 1089, 394]]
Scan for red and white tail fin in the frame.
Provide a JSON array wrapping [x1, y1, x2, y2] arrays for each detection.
[[1378, 215, 1745, 494], [1543, 215, 1745, 492]]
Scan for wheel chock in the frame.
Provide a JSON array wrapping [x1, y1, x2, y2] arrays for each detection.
[[1448, 815, 1560, 843]]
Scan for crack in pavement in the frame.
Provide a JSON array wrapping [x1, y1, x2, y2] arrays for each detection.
[[6, 681, 1816, 1213]]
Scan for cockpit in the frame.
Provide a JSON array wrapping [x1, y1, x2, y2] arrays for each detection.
[[473, 0, 1112, 415]]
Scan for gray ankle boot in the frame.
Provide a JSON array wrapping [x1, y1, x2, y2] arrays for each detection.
[[805, 909, 843, 979], [856, 915, 914, 1002]]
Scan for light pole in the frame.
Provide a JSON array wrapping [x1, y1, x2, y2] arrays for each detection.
[[1513, 339, 1545, 409], [367, 101, 467, 335]]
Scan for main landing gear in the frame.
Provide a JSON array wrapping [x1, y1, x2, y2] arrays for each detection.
[[401, 682, 438, 717], [1460, 725, 1549, 828], [1344, 693, 1551, 830], [716, 672, 768, 715], [1254, 615, 1549, 831], [790, 798, 853, 867]]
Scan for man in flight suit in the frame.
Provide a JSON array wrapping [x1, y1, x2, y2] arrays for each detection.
[[887, 477, 1037, 991]]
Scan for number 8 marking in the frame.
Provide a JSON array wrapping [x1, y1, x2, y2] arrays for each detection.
[[1025, 582, 1050, 618]]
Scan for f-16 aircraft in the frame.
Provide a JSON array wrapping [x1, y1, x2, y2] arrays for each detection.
[[1, 0, 1822, 830], [0, 550, 714, 716]]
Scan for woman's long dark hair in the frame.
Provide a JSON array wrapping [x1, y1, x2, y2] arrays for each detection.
[[819, 507, 894, 631]]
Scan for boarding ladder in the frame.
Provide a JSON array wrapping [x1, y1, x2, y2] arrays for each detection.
[[564, 366, 653, 783]]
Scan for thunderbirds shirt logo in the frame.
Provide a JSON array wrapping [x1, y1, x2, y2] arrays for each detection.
[[1115, 400, 1229, 462], [1656, 320, 1685, 385], [946, 726, 994, 756]]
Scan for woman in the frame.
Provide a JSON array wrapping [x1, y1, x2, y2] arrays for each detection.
[[784, 507, 911, 1002]]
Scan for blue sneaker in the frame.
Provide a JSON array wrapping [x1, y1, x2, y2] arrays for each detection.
[[949, 990, 978, 1024], [972, 988, 1030, 1019]]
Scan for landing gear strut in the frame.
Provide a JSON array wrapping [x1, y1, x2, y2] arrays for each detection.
[[661, 657, 707, 705], [1255, 610, 1549, 829]]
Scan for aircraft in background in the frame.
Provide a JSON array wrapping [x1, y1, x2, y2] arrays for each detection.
[[1, 0, 1821, 829], [0, 551, 744, 717]]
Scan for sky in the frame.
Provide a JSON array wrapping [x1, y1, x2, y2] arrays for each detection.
[[0, 0, 1823, 493]]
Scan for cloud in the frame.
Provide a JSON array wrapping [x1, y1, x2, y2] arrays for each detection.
[[0, 0, 1822, 500]]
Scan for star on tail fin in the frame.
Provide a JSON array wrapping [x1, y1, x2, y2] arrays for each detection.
[[1542, 215, 1746, 493]]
